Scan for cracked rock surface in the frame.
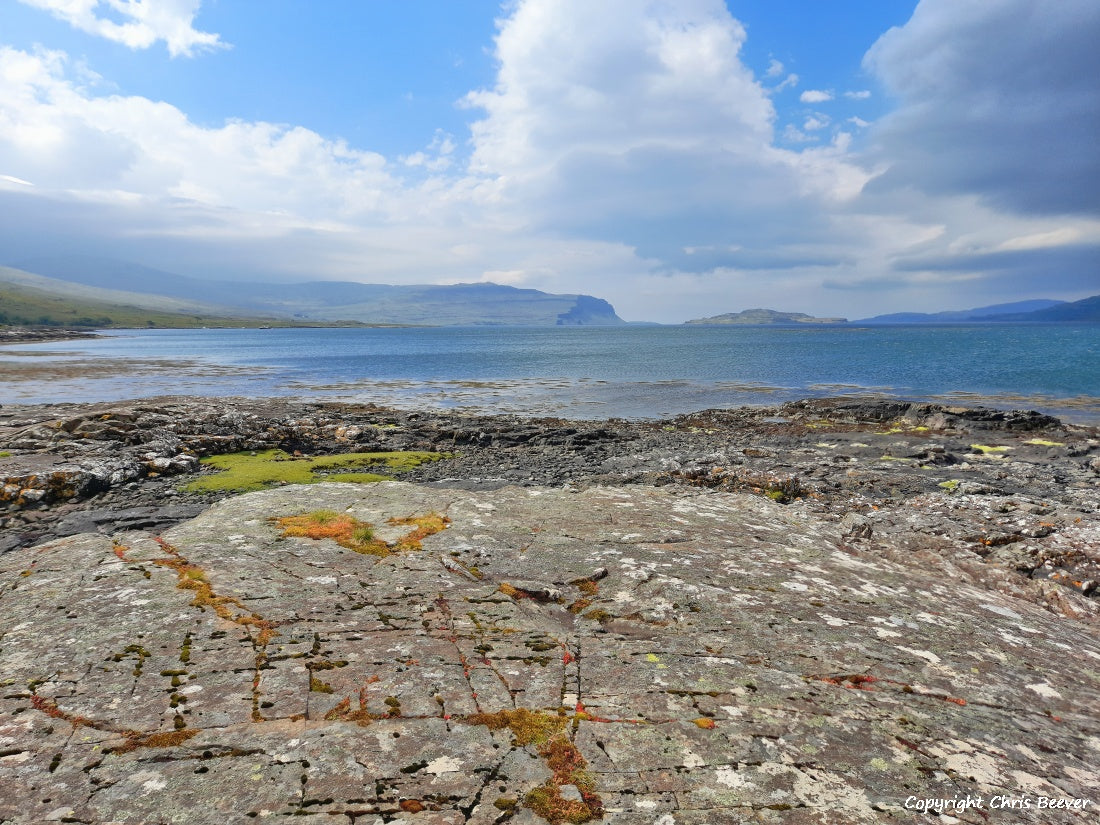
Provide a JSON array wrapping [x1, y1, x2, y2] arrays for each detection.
[[2, 481, 1098, 823]]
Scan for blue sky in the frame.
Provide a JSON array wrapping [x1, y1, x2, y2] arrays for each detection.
[[0, 0, 1096, 322]]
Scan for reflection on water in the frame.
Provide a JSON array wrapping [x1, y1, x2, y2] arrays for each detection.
[[1, 325, 1097, 423]]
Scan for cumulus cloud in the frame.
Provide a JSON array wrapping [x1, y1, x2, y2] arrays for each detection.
[[0, 47, 397, 213], [16, 0, 223, 57], [462, 0, 868, 268], [844, 90, 870, 100], [799, 89, 833, 103], [864, 0, 1100, 216], [0, 0, 1097, 322]]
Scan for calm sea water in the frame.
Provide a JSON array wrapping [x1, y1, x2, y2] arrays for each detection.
[[2, 325, 1098, 422]]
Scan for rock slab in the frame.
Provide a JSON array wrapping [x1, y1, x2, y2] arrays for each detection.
[[1, 481, 1098, 824]]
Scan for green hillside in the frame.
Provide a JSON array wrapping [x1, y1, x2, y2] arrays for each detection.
[[0, 281, 364, 329]]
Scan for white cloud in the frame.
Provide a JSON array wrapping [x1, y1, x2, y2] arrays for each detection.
[[864, 0, 1100, 216], [844, 90, 871, 100], [400, 130, 457, 171], [0, 0, 1097, 322], [782, 124, 814, 143], [0, 47, 397, 214], [765, 58, 784, 77], [995, 228, 1083, 252], [772, 72, 799, 92], [847, 116, 869, 128], [480, 269, 527, 284], [799, 89, 833, 103], [16, 0, 224, 57]]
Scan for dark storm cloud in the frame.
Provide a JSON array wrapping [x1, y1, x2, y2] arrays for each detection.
[[863, 0, 1100, 216]]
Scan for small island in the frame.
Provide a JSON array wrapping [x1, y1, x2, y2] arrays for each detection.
[[684, 308, 848, 325]]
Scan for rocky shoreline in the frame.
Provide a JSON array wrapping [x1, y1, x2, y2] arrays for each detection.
[[0, 327, 102, 344], [2, 395, 1098, 615], [3, 395, 1100, 822]]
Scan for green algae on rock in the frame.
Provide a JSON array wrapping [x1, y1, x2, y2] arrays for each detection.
[[183, 448, 446, 492]]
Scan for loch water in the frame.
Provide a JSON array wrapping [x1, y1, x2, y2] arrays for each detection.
[[2, 324, 1098, 422]]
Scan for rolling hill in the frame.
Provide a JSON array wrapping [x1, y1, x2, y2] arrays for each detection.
[[1, 258, 626, 327]]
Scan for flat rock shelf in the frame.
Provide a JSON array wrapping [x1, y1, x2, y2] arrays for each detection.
[[1, 481, 1098, 824]]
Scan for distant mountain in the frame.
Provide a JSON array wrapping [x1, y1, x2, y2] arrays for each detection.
[[684, 308, 847, 325], [985, 294, 1100, 322], [4, 257, 626, 326], [856, 299, 1066, 324]]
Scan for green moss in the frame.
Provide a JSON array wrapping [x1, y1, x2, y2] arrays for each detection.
[[1023, 438, 1063, 447], [938, 479, 960, 491], [465, 708, 568, 747], [184, 449, 446, 493], [970, 444, 1010, 454], [0, 451, 11, 458]]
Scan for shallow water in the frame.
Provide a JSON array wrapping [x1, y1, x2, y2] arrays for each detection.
[[2, 324, 1097, 422]]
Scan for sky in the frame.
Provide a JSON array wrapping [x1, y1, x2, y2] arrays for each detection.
[[0, 0, 1097, 323]]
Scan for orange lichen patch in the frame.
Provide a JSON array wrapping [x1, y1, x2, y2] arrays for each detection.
[[498, 582, 525, 600], [29, 695, 98, 730], [151, 545, 277, 646], [110, 728, 200, 755], [323, 687, 379, 727], [30, 694, 199, 755], [525, 783, 599, 825], [566, 598, 593, 614], [148, 537, 279, 722], [809, 673, 878, 691], [388, 513, 451, 550], [541, 736, 593, 788], [463, 709, 603, 823], [465, 708, 568, 747], [275, 511, 392, 557], [399, 800, 426, 814], [527, 736, 602, 824], [692, 717, 716, 729], [274, 510, 450, 556], [811, 672, 972, 708], [571, 578, 600, 597]]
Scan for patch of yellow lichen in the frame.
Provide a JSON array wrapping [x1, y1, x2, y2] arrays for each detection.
[[274, 510, 450, 556]]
